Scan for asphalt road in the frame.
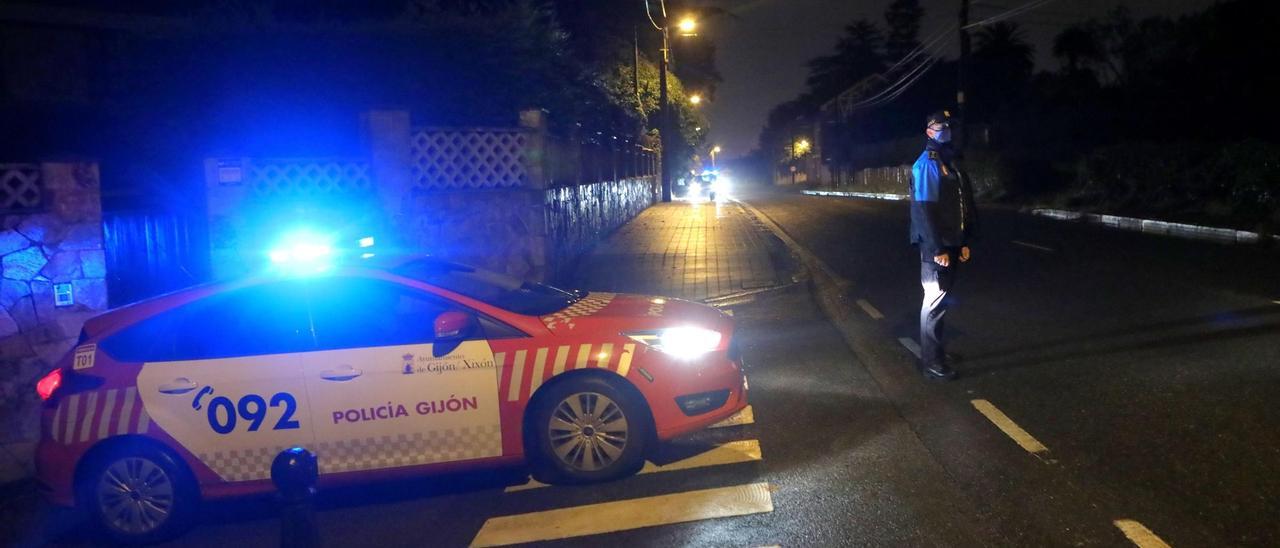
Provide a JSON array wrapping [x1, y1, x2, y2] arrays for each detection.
[[739, 184, 1280, 547], [8, 187, 1277, 547]]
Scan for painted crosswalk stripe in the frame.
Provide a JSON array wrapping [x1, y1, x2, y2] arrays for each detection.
[[473, 482, 774, 546], [506, 439, 763, 492], [898, 337, 922, 359], [971, 399, 1049, 454], [710, 405, 755, 429], [856, 299, 884, 320], [1113, 519, 1171, 548]]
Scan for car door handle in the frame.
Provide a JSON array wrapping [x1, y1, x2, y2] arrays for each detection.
[[158, 378, 197, 395], [320, 365, 362, 381]]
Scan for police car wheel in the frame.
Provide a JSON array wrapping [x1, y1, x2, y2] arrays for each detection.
[[530, 377, 648, 484], [80, 445, 197, 545]]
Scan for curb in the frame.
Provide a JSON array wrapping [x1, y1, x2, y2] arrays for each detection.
[[1028, 208, 1275, 245], [798, 191, 1274, 246], [801, 190, 908, 201]]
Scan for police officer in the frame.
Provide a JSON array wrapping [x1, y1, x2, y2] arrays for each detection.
[[909, 110, 978, 381]]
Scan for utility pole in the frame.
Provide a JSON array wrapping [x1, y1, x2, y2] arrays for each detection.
[[957, 0, 971, 147], [658, 26, 673, 202], [633, 26, 642, 113]]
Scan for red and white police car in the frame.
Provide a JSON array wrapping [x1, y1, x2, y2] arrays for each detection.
[[34, 254, 748, 543]]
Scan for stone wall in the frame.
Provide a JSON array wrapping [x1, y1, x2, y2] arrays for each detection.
[[0, 162, 107, 452]]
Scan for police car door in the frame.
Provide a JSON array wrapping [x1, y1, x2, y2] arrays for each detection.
[[299, 277, 503, 475], [133, 282, 316, 483]]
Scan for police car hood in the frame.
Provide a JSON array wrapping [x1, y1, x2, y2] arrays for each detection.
[[539, 292, 730, 333]]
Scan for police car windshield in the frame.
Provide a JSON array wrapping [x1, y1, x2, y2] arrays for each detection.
[[392, 259, 581, 316]]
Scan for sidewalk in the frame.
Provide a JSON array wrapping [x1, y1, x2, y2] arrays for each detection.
[[572, 200, 792, 301]]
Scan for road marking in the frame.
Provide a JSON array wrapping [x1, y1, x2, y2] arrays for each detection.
[[855, 299, 884, 320], [971, 399, 1049, 455], [710, 405, 755, 428], [1113, 519, 1172, 548], [1012, 240, 1054, 252], [473, 482, 774, 546], [898, 337, 922, 359], [506, 439, 763, 492]]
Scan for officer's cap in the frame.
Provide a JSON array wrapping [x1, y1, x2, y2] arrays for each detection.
[[926, 110, 952, 128]]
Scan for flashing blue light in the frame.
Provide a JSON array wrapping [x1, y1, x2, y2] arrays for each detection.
[[268, 230, 334, 274], [358, 236, 375, 248]]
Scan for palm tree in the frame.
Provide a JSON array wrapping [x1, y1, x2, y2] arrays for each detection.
[[805, 19, 886, 102], [973, 22, 1034, 82]]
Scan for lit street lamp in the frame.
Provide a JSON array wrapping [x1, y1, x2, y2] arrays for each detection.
[[645, 3, 700, 203], [689, 93, 703, 105], [711, 145, 721, 168]]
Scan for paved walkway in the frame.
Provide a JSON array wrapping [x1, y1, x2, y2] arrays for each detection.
[[573, 200, 787, 301]]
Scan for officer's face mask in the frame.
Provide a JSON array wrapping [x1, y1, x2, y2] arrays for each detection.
[[932, 127, 952, 143]]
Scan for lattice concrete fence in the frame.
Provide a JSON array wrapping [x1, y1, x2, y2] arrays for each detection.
[[207, 110, 659, 282]]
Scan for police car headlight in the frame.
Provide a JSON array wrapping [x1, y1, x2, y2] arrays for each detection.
[[625, 326, 722, 360]]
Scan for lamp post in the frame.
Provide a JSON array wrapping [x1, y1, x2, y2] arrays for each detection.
[[711, 145, 721, 168], [652, 7, 698, 202]]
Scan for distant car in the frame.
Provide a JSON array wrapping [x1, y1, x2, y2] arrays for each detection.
[[676, 171, 725, 201], [34, 255, 749, 544]]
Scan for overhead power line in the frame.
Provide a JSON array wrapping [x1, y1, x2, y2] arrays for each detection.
[[825, 0, 1061, 115]]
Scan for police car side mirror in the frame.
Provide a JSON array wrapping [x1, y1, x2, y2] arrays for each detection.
[[434, 311, 476, 342]]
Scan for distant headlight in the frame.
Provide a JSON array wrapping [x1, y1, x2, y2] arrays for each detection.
[[688, 182, 702, 196], [624, 326, 723, 360]]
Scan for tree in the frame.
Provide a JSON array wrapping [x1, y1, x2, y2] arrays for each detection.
[[883, 0, 924, 63], [804, 19, 886, 103]]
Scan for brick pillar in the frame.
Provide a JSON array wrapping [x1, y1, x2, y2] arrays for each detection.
[[520, 109, 549, 190]]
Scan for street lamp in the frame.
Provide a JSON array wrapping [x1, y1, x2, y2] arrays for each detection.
[[677, 16, 697, 36], [645, 1, 700, 202], [688, 93, 703, 105]]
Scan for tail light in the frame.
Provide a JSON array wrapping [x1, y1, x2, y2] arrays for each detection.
[[36, 369, 63, 401]]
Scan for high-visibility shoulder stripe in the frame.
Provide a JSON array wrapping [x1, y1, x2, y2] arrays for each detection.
[[77, 391, 99, 443], [95, 389, 118, 440], [507, 350, 527, 402], [134, 401, 151, 435], [552, 345, 570, 376], [116, 387, 137, 436], [616, 344, 636, 378], [595, 343, 614, 368], [62, 394, 79, 444], [529, 348, 549, 393], [51, 396, 66, 443]]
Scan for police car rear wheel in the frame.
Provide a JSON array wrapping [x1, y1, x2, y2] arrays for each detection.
[[531, 377, 648, 484], [81, 445, 197, 544]]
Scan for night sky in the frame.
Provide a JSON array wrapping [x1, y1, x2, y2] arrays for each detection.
[[702, 0, 1222, 157]]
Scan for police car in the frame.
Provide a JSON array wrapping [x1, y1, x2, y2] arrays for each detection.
[[34, 250, 749, 543]]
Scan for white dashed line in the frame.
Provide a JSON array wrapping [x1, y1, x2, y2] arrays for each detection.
[[1113, 519, 1172, 548], [1012, 240, 1054, 252], [855, 299, 884, 320], [971, 400, 1049, 455], [898, 337, 922, 359]]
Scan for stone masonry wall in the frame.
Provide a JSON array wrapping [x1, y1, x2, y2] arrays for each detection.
[[0, 162, 107, 460]]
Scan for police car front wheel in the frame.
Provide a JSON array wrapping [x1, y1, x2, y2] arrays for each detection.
[[530, 377, 649, 484], [80, 444, 197, 544]]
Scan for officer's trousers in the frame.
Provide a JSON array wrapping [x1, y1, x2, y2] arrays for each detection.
[[919, 254, 959, 366]]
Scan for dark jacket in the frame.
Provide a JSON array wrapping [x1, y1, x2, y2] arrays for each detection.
[[909, 139, 978, 257]]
